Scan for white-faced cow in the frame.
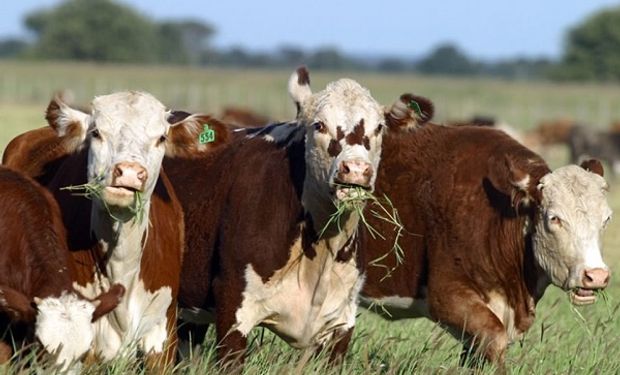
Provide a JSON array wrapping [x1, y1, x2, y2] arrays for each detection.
[[2, 91, 230, 368], [163, 67, 433, 365], [359, 119, 611, 370], [0, 166, 124, 372]]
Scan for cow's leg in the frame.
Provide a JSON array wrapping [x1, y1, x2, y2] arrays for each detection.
[[143, 307, 177, 374], [428, 284, 508, 371], [213, 276, 247, 368]]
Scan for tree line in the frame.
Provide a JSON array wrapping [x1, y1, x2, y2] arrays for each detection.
[[1, 0, 618, 82]]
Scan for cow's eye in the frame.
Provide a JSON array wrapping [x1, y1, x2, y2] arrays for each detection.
[[314, 121, 327, 133], [375, 124, 384, 135], [157, 134, 168, 145], [91, 129, 101, 139], [548, 215, 562, 226]]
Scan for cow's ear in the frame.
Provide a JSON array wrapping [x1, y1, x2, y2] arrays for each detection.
[[488, 154, 544, 209], [45, 93, 90, 152], [580, 159, 604, 177], [385, 93, 434, 131], [288, 66, 313, 117], [91, 283, 125, 322], [165, 113, 231, 158], [0, 286, 37, 323]]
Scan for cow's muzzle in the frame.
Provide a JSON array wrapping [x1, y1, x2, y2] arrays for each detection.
[[102, 162, 148, 207], [336, 160, 373, 188], [569, 267, 610, 305]]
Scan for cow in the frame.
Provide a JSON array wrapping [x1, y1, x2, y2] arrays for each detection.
[[567, 124, 620, 176], [2, 91, 230, 368], [0, 166, 124, 372], [162, 67, 434, 366], [358, 120, 612, 370]]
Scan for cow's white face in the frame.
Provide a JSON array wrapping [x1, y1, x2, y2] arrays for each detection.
[[290, 73, 384, 202], [35, 293, 97, 372], [85, 92, 169, 212], [533, 165, 611, 305]]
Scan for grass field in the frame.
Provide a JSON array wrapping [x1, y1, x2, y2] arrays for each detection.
[[1, 60, 620, 374]]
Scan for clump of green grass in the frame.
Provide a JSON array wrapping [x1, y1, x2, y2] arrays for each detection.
[[320, 186, 405, 281], [61, 175, 147, 224]]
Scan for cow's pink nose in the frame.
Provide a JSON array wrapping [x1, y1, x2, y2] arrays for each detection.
[[582, 268, 610, 289], [112, 162, 147, 190], [337, 160, 373, 187]]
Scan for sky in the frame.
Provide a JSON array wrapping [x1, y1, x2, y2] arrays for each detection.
[[2, 0, 619, 60]]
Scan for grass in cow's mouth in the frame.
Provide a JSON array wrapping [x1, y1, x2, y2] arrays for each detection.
[[61, 176, 147, 224], [320, 186, 405, 281]]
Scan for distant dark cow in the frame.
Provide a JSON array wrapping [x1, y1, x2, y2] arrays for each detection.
[[446, 115, 496, 127], [0, 166, 124, 371], [163, 67, 433, 365], [219, 106, 271, 128], [2, 92, 230, 368], [360, 123, 611, 370], [530, 118, 575, 146], [568, 124, 620, 175]]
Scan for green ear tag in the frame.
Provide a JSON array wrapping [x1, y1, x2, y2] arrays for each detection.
[[198, 124, 215, 144], [408, 99, 422, 116]]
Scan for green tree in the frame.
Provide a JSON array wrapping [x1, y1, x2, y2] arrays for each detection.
[[158, 20, 214, 64], [553, 6, 620, 81], [24, 0, 159, 62], [416, 43, 477, 76]]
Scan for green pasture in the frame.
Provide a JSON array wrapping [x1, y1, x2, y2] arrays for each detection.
[[1, 60, 620, 374]]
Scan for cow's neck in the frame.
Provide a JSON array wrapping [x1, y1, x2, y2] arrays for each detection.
[[301, 178, 361, 255], [91, 201, 151, 286]]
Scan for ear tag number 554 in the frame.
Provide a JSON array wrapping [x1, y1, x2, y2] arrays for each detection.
[[199, 124, 215, 144]]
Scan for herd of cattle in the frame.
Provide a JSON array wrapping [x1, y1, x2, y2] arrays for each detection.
[[0, 67, 613, 373]]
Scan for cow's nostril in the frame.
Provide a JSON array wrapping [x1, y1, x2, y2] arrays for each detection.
[[113, 166, 123, 178], [137, 169, 147, 182]]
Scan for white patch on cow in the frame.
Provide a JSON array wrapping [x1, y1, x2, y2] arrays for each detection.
[[359, 294, 430, 320], [74, 213, 172, 361], [34, 293, 97, 372], [532, 165, 611, 291], [263, 134, 275, 142], [486, 291, 523, 344], [75, 274, 172, 360], [233, 229, 364, 348], [514, 175, 530, 191]]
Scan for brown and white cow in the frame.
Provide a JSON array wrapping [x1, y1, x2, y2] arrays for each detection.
[[359, 120, 611, 369], [164, 68, 433, 365], [3, 91, 230, 367], [0, 166, 124, 372]]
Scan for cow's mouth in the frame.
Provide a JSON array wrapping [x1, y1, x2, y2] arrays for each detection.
[[569, 287, 599, 305], [332, 181, 371, 201], [102, 186, 139, 207]]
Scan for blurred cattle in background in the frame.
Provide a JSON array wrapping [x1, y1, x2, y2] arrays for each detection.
[[219, 106, 271, 128], [609, 120, 620, 134], [568, 124, 620, 176], [445, 115, 525, 145]]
